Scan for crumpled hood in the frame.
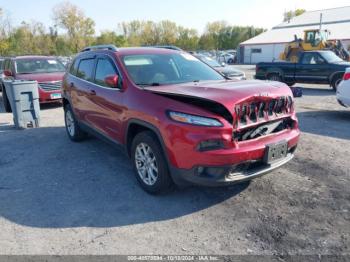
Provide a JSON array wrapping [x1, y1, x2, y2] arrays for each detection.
[[145, 80, 292, 112]]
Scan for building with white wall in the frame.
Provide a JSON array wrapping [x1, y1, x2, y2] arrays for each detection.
[[238, 6, 350, 64]]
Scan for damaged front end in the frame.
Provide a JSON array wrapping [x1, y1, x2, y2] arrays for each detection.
[[233, 96, 296, 142]]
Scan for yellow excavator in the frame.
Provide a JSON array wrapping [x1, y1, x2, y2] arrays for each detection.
[[279, 29, 350, 62]]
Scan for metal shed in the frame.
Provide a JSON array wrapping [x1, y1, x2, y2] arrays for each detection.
[[239, 6, 350, 64]]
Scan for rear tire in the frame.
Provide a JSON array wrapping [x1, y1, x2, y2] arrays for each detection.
[[331, 76, 342, 91], [267, 73, 282, 82], [64, 104, 87, 142], [2, 85, 12, 113], [131, 131, 172, 194]]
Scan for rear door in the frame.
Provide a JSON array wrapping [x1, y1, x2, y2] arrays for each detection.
[[68, 55, 97, 123], [295, 53, 330, 83], [85, 54, 124, 142]]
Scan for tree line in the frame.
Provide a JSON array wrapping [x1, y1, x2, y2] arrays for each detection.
[[0, 2, 266, 56]]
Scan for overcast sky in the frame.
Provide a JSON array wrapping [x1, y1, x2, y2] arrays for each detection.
[[1, 0, 350, 34]]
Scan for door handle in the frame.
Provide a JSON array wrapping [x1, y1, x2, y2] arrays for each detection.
[[89, 90, 96, 96]]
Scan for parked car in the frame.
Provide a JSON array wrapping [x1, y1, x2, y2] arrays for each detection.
[[1, 56, 65, 112], [337, 68, 350, 107], [255, 51, 350, 90], [226, 49, 237, 56], [196, 50, 215, 58], [194, 54, 245, 80], [57, 56, 72, 67], [217, 51, 235, 64], [62, 45, 300, 194]]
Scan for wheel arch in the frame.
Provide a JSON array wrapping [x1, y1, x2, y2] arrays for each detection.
[[330, 71, 344, 83], [265, 68, 285, 80], [125, 119, 168, 159]]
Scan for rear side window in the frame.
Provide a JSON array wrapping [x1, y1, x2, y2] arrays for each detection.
[[94, 58, 118, 87], [69, 58, 79, 76], [76, 58, 95, 81]]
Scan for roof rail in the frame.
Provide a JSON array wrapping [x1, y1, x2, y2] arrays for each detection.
[[81, 44, 118, 52], [144, 45, 183, 51]]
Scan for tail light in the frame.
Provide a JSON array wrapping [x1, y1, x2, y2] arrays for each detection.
[[343, 72, 350, 81]]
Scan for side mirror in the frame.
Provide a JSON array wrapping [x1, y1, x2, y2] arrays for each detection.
[[3, 70, 13, 77], [104, 74, 119, 88]]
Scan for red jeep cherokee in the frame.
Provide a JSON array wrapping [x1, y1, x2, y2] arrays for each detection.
[[62, 45, 300, 193], [1, 56, 65, 112]]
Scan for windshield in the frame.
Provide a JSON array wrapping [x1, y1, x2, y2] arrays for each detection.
[[122, 53, 224, 86], [197, 55, 221, 67], [15, 58, 66, 74], [320, 51, 344, 63]]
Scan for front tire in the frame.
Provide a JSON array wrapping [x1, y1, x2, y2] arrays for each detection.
[[64, 104, 87, 142], [131, 131, 172, 194]]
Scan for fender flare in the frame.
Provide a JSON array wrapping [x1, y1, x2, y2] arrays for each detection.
[[125, 118, 168, 158], [125, 118, 182, 181]]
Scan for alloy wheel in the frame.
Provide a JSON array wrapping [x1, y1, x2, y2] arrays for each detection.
[[134, 143, 159, 186], [65, 110, 75, 137]]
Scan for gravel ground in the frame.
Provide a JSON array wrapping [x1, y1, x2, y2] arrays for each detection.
[[0, 70, 349, 255]]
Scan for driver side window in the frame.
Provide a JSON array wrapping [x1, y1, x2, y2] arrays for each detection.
[[94, 58, 119, 88]]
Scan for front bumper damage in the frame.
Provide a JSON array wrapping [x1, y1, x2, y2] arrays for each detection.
[[170, 148, 296, 187]]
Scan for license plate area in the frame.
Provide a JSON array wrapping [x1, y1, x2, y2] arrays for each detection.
[[50, 93, 62, 99], [263, 141, 288, 164]]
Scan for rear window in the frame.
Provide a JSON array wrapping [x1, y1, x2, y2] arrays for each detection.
[[76, 59, 95, 81], [15, 58, 65, 74]]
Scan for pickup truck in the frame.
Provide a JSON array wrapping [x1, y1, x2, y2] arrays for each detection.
[[255, 51, 350, 90]]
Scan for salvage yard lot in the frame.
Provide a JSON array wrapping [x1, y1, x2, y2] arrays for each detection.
[[0, 69, 349, 255]]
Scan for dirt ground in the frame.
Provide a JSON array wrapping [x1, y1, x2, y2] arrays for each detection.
[[0, 69, 349, 256]]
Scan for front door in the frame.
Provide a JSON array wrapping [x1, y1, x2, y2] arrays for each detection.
[[295, 53, 330, 84], [85, 55, 124, 142]]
